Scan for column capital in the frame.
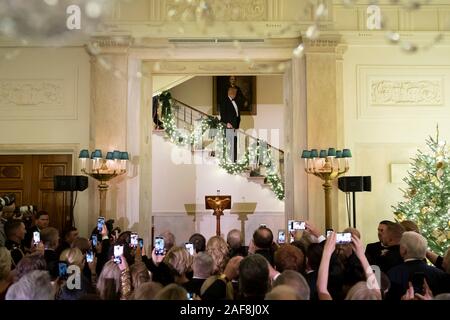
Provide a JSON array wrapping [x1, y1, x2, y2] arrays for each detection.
[[303, 33, 345, 55], [85, 36, 132, 56]]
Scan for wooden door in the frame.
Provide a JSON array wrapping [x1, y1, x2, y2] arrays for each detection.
[[0, 154, 72, 233]]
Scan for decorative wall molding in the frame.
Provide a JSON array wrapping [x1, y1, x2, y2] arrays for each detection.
[[165, 0, 267, 22], [198, 64, 237, 72], [370, 80, 442, 105], [0, 64, 79, 120], [0, 80, 63, 106], [145, 61, 288, 75], [357, 65, 449, 119], [334, 3, 450, 32]]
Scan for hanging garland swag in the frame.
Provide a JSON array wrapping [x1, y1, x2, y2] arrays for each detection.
[[158, 91, 285, 200]]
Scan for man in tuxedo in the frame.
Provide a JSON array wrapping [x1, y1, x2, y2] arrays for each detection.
[[386, 231, 448, 300], [365, 220, 393, 265], [220, 87, 241, 162], [375, 222, 405, 273], [24, 210, 49, 249]]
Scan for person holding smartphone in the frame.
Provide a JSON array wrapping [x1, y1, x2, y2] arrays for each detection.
[[57, 247, 97, 300], [93, 222, 111, 277], [140, 237, 174, 286], [4, 220, 27, 266], [317, 232, 381, 300]]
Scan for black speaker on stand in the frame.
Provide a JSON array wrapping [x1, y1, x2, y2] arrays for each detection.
[[54, 176, 88, 228], [338, 176, 371, 228]]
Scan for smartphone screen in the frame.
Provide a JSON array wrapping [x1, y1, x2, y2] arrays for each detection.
[[58, 262, 68, 279], [130, 233, 138, 247], [185, 242, 194, 256], [155, 237, 165, 256], [287, 220, 294, 232], [326, 229, 333, 238], [97, 216, 105, 232], [336, 232, 352, 244], [33, 231, 40, 245], [278, 230, 286, 244], [91, 235, 98, 247], [138, 238, 144, 249], [411, 272, 425, 295], [293, 221, 306, 230], [86, 250, 94, 263], [113, 245, 123, 264]]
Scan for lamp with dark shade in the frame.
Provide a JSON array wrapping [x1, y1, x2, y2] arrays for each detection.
[[78, 148, 129, 218], [301, 147, 351, 229]]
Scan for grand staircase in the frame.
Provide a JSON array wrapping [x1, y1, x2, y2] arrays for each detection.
[[153, 98, 285, 200]]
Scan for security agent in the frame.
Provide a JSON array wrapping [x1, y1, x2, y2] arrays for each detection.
[[0, 193, 16, 247]]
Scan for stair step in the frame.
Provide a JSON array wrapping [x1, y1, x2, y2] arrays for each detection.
[[153, 129, 166, 136], [247, 176, 266, 184]]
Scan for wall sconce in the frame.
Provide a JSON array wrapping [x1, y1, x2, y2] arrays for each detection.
[[301, 148, 351, 229], [79, 149, 129, 217]]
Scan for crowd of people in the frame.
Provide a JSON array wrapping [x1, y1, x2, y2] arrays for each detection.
[[0, 199, 449, 301]]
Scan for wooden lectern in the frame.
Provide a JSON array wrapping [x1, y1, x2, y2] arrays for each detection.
[[205, 195, 231, 236]]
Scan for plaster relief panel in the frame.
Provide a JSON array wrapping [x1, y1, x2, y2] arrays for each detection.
[[370, 80, 442, 106], [357, 65, 449, 119], [0, 76, 77, 120], [165, 0, 267, 21], [0, 80, 63, 106]]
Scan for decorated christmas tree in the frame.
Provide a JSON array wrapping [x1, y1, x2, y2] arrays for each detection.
[[393, 127, 450, 256]]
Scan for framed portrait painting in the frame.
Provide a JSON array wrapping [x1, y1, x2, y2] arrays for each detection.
[[213, 76, 257, 116]]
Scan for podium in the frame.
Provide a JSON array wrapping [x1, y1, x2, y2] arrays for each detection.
[[205, 195, 231, 236]]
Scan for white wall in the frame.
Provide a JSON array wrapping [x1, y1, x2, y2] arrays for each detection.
[[0, 47, 91, 237], [341, 43, 450, 244], [152, 133, 284, 244]]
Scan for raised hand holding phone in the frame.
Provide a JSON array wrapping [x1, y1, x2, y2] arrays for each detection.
[[305, 220, 321, 238], [113, 245, 123, 264], [323, 231, 336, 255], [277, 230, 286, 244], [154, 237, 165, 255], [86, 250, 94, 263], [130, 233, 139, 248], [350, 234, 365, 258], [33, 231, 40, 246], [151, 248, 165, 265], [97, 217, 105, 232]]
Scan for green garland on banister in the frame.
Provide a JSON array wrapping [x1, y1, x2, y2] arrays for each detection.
[[158, 91, 285, 200]]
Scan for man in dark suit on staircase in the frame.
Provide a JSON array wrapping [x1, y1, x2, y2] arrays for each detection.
[[220, 87, 241, 162]]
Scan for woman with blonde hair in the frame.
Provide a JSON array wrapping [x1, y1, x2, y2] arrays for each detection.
[[206, 236, 229, 275], [163, 246, 193, 286], [0, 247, 13, 300], [154, 283, 188, 300], [345, 281, 381, 300], [130, 261, 151, 291], [96, 260, 121, 300], [57, 247, 95, 300]]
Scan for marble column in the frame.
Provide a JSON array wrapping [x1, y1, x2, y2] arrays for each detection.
[[304, 37, 346, 231], [89, 46, 129, 227], [284, 56, 308, 224]]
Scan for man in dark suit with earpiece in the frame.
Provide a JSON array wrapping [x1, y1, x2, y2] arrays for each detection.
[[220, 87, 241, 162]]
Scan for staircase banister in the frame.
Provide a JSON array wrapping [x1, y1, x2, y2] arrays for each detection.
[[172, 98, 284, 155]]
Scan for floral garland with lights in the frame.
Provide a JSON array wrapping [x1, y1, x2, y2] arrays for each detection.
[[158, 91, 285, 200]]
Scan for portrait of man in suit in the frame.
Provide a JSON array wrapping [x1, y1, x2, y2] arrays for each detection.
[[213, 75, 256, 116]]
